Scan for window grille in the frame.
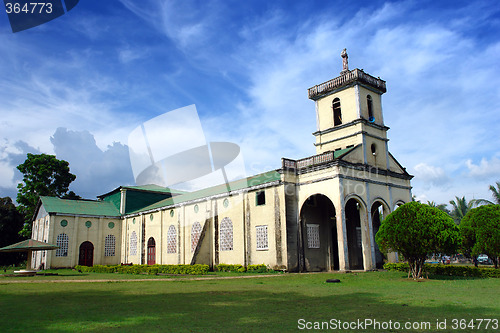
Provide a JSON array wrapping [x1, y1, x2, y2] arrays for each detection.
[[105, 235, 116, 256], [55, 234, 69, 257], [167, 225, 177, 254], [256, 225, 268, 250], [220, 217, 233, 251]]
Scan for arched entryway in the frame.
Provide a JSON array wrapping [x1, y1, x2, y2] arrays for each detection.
[[371, 201, 390, 269], [345, 198, 364, 270], [79, 241, 94, 266], [147, 237, 156, 265], [299, 194, 339, 272]]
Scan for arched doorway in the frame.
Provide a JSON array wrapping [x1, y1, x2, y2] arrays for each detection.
[[345, 198, 364, 270], [147, 237, 156, 265], [79, 241, 94, 266], [299, 194, 338, 272], [371, 201, 389, 269]]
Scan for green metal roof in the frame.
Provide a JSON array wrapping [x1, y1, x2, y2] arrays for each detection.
[[334, 147, 355, 158], [122, 184, 186, 194], [0, 239, 59, 252], [98, 184, 185, 199], [40, 196, 121, 217], [129, 170, 282, 215]]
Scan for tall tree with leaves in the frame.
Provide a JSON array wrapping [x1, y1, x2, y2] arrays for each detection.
[[449, 196, 476, 225], [376, 202, 459, 279], [0, 197, 26, 265], [460, 205, 500, 269], [16, 153, 76, 237], [475, 181, 500, 206]]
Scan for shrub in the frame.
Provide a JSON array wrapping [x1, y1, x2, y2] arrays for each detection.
[[246, 264, 269, 273], [214, 264, 246, 272], [74, 264, 209, 275], [383, 263, 500, 278]]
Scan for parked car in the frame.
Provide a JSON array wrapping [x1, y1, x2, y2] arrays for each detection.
[[441, 256, 451, 264], [477, 254, 493, 265]]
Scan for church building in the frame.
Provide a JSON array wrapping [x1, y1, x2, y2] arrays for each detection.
[[31, 51, 413, 272]]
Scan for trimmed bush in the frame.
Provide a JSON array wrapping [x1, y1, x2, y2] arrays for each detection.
[[246, 264, 270, 273], [214, 264, 272, 273], [74, 264, 209, 275], [214, 264, 246, 272], [383, 263, 500, 278]]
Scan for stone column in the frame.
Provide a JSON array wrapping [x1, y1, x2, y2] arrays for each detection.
[[337, 177, 349, 271]]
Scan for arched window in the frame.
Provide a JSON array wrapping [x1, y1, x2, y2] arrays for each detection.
[[167, 225, 177, 254], [367, 95, 374, 121], [55, 233, 69, 257], [332, 98, 342, 126], [191, 222, 202, 252], [130, 231, 137, 256], [105, 235, 116, 257], [220, 217, 233, 251]]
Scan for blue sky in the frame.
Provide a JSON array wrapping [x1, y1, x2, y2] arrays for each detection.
[[0, 0, 499, 208]]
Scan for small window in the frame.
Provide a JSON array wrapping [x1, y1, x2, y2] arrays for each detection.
[[346, 144, 354, 148], [191, 222, 202, 253], [220, 217, 233, 251], [307, 224, 320, 249], [332, 98, 342, 126], [256, 225, 268, 250], [256, 191, 266, 206], [371, 144, 377, 155], [367, 95, 374, 121], [167, 225, 177, 254], [56, 234, 69, 257], [130, 231, 138, 256], [104, 235, 116, 257]]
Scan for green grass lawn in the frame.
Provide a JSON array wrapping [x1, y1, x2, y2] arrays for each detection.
[[0, 270, 499, 332]]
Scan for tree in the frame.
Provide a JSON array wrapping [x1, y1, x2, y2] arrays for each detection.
[[449, 196, 475, 225], [16, 153, 76, 237], [0, 197, 26, 266], [427, 201, 450, 214], [475, 181, 500, 206], [376, 201, 459, 279], [460, 205, 500, 269]]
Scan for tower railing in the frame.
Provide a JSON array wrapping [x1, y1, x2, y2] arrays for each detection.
[[282, 151, 335, 171], [308, 68, 386, 99]]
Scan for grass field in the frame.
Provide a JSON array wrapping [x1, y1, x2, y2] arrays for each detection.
[[1, 270, 499, 332]]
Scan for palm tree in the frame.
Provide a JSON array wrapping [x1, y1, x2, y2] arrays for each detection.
[[449, 196, 475, 225], [475, 181, 500, 205], [427, 201, 450, 214]]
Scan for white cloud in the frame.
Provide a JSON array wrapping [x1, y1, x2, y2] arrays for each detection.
[[466, 157, 500, 179], [50, 128, 135, 198], [413, 163, 450, 187]]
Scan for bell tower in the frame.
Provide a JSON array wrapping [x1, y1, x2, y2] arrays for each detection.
[[308, 49, 390, 168]]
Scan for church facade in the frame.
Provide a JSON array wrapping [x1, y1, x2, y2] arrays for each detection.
[[31, 54, 412, 272]]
